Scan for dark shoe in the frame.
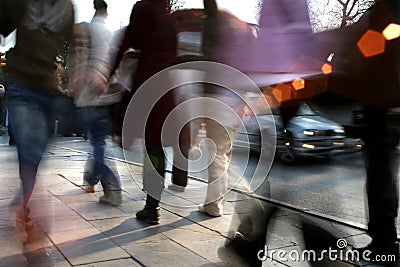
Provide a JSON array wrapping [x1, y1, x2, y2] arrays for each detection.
[[136, 206, 160, 225], [99, 191, 122, 206], [24, 246, 55, 267], [302, 220, 339, 252], [218, 232, 263, 267]]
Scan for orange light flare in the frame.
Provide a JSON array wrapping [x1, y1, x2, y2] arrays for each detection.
[[272, 83, 293, 103], [382, 23, 400, 41], [321, 63, 333, 75], [292, 78, 305, 90], [244, 92, 275, 116], [357, 30, 386, 57]]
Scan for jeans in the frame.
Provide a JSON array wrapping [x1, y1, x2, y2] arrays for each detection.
[[6, 83, 64, 208], [81, 106, 121, 193]]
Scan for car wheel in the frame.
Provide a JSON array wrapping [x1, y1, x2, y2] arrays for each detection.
[[278, 146, 296, 163], [277, 134, 296, 163]]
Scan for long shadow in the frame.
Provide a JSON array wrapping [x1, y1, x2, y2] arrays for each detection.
[[43, 210, 217, 265]]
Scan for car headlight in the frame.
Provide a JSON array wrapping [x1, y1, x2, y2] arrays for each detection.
[[303, 130, 318, 136], [334, 128, 345, 134]]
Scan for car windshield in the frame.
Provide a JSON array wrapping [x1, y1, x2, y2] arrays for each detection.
[[294, 102, 316, 116]]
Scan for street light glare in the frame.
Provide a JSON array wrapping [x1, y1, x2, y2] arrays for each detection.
[[71, 0, 136, 31], [383, 23, 400, 41], [71, 0, 260, 32]]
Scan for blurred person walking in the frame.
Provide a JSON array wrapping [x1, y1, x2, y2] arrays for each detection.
[[2, 0, 75, 244], [197, 0, 258, 217], [68, 0, 122, 206], [346, 0, 400, 260], [0, 84, 5, 134], [110, 0, 177, 224], [304, 0, 400, 263], [218, 0, 400, 266]]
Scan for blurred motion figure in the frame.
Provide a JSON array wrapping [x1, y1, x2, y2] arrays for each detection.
[[110, 0, 177, 224], [3, 0, 75, 244], [68, 0, 122, 206]]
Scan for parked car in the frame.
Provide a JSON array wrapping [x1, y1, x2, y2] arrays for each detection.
[[234, 102, 363, 163]]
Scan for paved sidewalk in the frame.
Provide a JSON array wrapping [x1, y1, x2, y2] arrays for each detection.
[[0, 135, 390, 267]]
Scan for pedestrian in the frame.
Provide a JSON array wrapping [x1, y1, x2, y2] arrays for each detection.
[[197, 0, 257, 217], [110, 0, 177, 224], [0, 49, 16, 145], [215, 0, 323, 265], [219, 0, 400, 266], [355, 106, 399, 259], [2, 0, 75, 243], [68, 0, 122, 206], [310, 0, 400, 261], [0, 83, 5, 134], [166, 12, 203, 193], [350, 0, 400, 259]]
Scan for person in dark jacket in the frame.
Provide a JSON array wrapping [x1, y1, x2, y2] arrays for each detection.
[[110, 0, 177, 224]]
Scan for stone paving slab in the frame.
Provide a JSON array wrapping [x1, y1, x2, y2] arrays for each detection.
[[121, 234, 215, 267]]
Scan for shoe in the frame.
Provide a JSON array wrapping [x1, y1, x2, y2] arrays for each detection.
[[302, 220, 339, 252], [14, 206, 33, 243], [136, 206, 160, 225], [199, 203, 223, 217], [24, 246, 55, 266], [99, 190, 122, 206], [81, 184, 95, 193], [167, 184, 186, 192]]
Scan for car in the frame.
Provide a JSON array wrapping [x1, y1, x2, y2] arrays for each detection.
[[234, 102, 363, 163]]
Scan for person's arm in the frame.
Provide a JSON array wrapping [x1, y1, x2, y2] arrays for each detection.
[[63, 1, 75, 43], [110, 2, 142, 77]]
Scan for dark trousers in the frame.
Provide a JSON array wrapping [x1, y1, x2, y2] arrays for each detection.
[[143, 139, 166, 202], [363, 106, 398, 245], [171, 122, 191, 187]]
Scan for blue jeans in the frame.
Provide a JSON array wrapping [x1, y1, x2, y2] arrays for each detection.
[[6, 83, 65, 208], [80, 106, 121, 192]]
